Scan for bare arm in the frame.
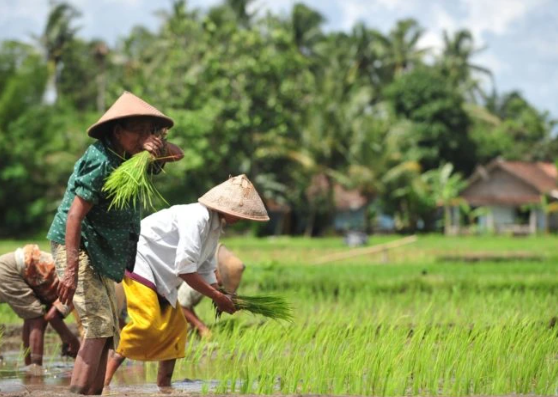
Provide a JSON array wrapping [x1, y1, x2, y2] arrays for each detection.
[[181, 306, 210, 337], [44, 301, 73, 322], [58, 196, 93, 305], [162, 142, 184, 162], [180, 272, 236, 314]]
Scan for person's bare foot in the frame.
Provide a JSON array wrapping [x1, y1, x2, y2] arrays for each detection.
[[24, 364, 46, 376]]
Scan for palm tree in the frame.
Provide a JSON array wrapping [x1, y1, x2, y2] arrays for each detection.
[[91, 40, 108, 112], [351, 23, 388, 91], [254, 40, 371, 235], [155, 0, 195, 38], [381, 19, 428, 79], [291, 3, 325, 55], [37, 1, 81, 104], [224, 0, 256, 28], [438, 29, 493, 102]]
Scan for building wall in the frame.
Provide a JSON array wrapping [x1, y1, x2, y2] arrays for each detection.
[[490, 206, 515, 226], [334, 208, 367, 231], [461, 168, 540, 205]]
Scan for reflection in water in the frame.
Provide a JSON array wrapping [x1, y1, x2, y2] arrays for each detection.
[[0, 352, 73, 394], [0, 352, 221, 394]]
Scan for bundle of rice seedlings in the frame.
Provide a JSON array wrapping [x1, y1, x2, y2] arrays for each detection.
[[216, 292, 293, 322], [102, 151, 168, 210]]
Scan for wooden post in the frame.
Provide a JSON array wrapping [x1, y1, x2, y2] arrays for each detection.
[[487, 208, 495, 233], [381, 248, 389, 264], [529, 210, 537, 235]]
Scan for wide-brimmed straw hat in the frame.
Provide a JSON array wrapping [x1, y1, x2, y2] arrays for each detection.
[[87, 91, 174, 139], [216, 244, 245, 293], [198, 174, 270, 222]]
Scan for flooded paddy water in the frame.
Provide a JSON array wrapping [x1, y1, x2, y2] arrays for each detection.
[[0, 356, 215, 395], [0, 325, 224, 396]]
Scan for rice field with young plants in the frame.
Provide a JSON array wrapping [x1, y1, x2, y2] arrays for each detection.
[[1, 235, 558, 395]]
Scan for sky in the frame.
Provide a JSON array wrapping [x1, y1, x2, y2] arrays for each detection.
[[1, 0, 557, 119]]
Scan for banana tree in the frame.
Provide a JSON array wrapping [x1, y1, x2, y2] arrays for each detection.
[[422, 163, 467, 235], [521, 194, 558, 234]]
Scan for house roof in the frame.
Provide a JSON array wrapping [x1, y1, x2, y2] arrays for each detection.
[[461, 159, 558, 206], [469, 159, 558, 193], [265, 198, 291, 212], [498, 161, 557, 193], [333, 184, 368, 210], [306, 174, 368, 211]]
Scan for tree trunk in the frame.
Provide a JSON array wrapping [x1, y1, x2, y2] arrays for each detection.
[[42, 61, 57, 105], [96, 70, 106, 113]]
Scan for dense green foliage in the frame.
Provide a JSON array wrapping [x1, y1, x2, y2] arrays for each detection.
[[0, 0, 556, 236]]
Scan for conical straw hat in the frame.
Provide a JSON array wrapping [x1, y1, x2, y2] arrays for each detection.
[[87, 91, 174, 139], [198, 174, 270, 222], [216, 244, 245, 293]]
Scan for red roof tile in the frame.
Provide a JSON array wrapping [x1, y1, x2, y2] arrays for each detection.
[[497, 161, 557, 193], [461, 159, 558, 206]]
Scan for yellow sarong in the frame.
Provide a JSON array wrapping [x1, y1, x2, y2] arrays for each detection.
[[117, 277, 187, 361]]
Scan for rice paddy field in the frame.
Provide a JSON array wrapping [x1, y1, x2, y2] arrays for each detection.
[[1, 234, 558, 396]]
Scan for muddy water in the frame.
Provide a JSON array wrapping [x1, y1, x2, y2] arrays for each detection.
[[0, 325, 236, 395], [0, 347, 221, 395]]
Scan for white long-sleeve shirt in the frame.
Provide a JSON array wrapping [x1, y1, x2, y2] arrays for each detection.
[[133, 203, 223, 307]]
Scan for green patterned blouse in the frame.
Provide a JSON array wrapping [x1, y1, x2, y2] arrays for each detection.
[[47, 138, 142, 282]]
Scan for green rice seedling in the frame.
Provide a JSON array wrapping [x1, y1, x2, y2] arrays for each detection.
[[233, 295, 293, 322], [102, 151, 169, 210], [216, 293, 293, 322]]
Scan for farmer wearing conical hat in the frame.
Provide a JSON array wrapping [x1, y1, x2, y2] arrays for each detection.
[[47, 92, 184, 395], [0, 244, 80, 368], [104, 174, 269, 388], [113, 243, 247, 339]]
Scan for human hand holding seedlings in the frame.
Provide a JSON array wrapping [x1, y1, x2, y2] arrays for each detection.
[[142, 134, 165, 157], [212, 290, 236, 314], [103, 126, 184, 210], [181, 272, 237, 315]]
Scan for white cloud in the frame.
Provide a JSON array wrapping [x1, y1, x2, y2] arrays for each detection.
[[374, 0, 410, 11], [461, 0, 547, 39], [340, 1, 369, 31], [418, 5, 458, 54], [0, 1, 47, 24], [418, 31, 442, 57], [528, 37, 558, 58], [433, 6, 458, 30], [256, 0, 293, 15], [109, 0, 141, 5], [337, 0, 417, 31], [475, 51, 507, 74]]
